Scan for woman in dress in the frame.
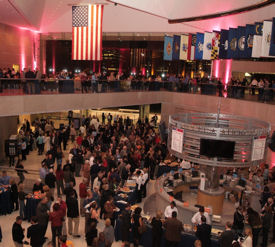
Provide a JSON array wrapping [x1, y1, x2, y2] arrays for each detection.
[[44, 133, 51, 152], [241, 227, 253, 247]]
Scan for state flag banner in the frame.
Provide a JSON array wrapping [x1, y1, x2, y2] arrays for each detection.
[[252, 35, 262, 58], [163, 36, 173, 61], [190, 34, 197, 60], [211, 32, 220, 60], [261, 21, 275, 58], [219, 29, 229, 59], [237, 26, 246, 59], [72, 5, 104, 61], [244, 24, 255, 58], [172, 35, 181, 60], [179, 35, 189, 60], [228, 28, 238, 59], [195, 33, 204, 60], [269, 17, 275, 56], [203, 32, 214, 60], [187, 34, 193, 60], [255, 22, 263, 35]]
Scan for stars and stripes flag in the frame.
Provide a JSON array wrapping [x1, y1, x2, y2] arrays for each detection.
[[72, 5, 104, 61]]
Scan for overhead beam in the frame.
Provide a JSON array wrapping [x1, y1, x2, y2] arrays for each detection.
[[168, 0, 275, 24]]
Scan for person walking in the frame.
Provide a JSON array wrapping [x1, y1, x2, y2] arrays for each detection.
[[45, 169, 56, 198], [56, 165, 64, 197], [18, 183, 27, 220], [103, 218, 114, 247]]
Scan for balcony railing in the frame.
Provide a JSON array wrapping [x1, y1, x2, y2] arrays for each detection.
[[0, 78, 274, 104]]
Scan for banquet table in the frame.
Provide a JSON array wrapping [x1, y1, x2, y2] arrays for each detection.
[[0, 189, 12, 215], [157, 165, 179, 178], [25, 197, 41, 221], [114, 186, 136, 211], [115, 219, 220, 247]]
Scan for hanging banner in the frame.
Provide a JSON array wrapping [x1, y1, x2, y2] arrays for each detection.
[[163, 36, 173, 61], [219, 29, 229, 59], [251, 137, 266, 161], [195, 33, 204, 60], [172, 35, 181, 60], [180, 34, 189, 60], [261, 21, 275, 58], [171, 128, 184, 153]]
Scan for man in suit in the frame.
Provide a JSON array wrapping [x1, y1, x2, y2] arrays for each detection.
[[196, 215, 212, 247], [12, 216, 25, 247], [27, 216, 45, 247], [219, 222, 234, 247], [164, 211, 184, 247]]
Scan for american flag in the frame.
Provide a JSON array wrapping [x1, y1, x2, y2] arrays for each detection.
[[72, 5, 104, 61]]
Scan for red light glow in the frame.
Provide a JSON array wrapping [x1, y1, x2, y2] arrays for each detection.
[[224, 59, 232, 86], [271, 151, 275, 169], [212, 60, 220, 79]]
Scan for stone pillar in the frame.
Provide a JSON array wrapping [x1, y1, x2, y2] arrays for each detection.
[[139, 105, 150, 122], [0, 116, 18, 161]]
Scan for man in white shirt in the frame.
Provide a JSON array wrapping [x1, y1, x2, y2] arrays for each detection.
[[136, 170, 143, 203], [141, 168, 149, 198], [191, 206, 211, 225], [180, 160, 191, 169], [164, 201, 178, 218]]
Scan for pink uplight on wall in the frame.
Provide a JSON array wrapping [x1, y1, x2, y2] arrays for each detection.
[[212, 60, 220, 79], [271, 151, 275, 169], [224, 59, 232, 87]]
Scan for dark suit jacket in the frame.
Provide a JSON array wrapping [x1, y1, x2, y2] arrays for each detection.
[[219, 230, 234, 247], [196, 223, 212, 247], [164, 217, 184, 242], [27, 224, 44, 247]]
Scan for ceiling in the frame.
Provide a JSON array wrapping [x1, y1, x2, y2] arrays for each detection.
[[1, 0, 275, 35]]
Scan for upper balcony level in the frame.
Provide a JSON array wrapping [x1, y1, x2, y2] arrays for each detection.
[[0, 78, 274, 130]]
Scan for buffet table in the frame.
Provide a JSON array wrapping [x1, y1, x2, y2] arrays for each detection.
[[0, 189, 12, 215], [115, 219, 219, 247], [25, 197, 41, 221]]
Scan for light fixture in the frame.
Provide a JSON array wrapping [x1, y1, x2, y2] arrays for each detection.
[[245, 72, 251, 77], [161, 73, 165, 78]]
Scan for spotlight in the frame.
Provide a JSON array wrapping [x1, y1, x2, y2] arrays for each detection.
[[161, 73, 165, 78]]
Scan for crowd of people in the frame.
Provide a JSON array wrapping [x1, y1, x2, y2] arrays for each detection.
[[1, 112, 275, 247]]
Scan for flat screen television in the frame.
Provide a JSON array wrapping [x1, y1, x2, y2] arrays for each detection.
[[200, 139, 235, 159]]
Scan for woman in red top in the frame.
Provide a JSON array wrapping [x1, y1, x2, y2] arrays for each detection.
[[55, 165, 64, 197], [49, 203, 65, 247], [76, 134, 83, 146]]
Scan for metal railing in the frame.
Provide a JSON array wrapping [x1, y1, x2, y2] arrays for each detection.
[[0, 78, 274, 104]]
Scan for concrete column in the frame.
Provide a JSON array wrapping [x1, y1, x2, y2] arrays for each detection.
[[0, 116, 18, 161], [139, 105, 150, 121]]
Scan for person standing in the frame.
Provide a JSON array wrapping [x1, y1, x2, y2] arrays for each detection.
[[18, 183, 27, 220], [240, 227, 253, 247], [196, 216, 212, 247], [56, 165, 64, 197], [103, 218, 114, 247], [36, 197, 50, 239], [45, 169, 56, 198], [261, 205, 272, 247], [79, 178, 88, 217], [151, 211, 163, 247], [135, 170, 143, 203], [247, 207, 262, 247], [12, 216, 25, 247], [191, 206, 211, 225], [163, 211, 184, 247], [219, 222, 234, 247], [233, 206, 244, 235], [10, 178, 19, 211], [67, 192, 80, 237], [164, 201, 178, 218], [49, 203, 65, 247], [120, 203, 131, 247], [27, 216, 44, 247]]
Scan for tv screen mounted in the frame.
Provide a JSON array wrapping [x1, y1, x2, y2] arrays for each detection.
[[200, 139, 235, 159]]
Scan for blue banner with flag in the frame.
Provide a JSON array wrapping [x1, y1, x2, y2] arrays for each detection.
[[237, 26, 246, 59], [255, 22, 263, 35], [172, 35, 180, 60], [228, 28, 237, 59], [195, 33, 204, 60], [219, 29, 229, 59], [269, 17, 275, 56], [163, 36, 173, 61], [244, 24, 255, 58]]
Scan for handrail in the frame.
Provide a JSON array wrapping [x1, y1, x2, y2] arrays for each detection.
[[0, 78, 274, 104]]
